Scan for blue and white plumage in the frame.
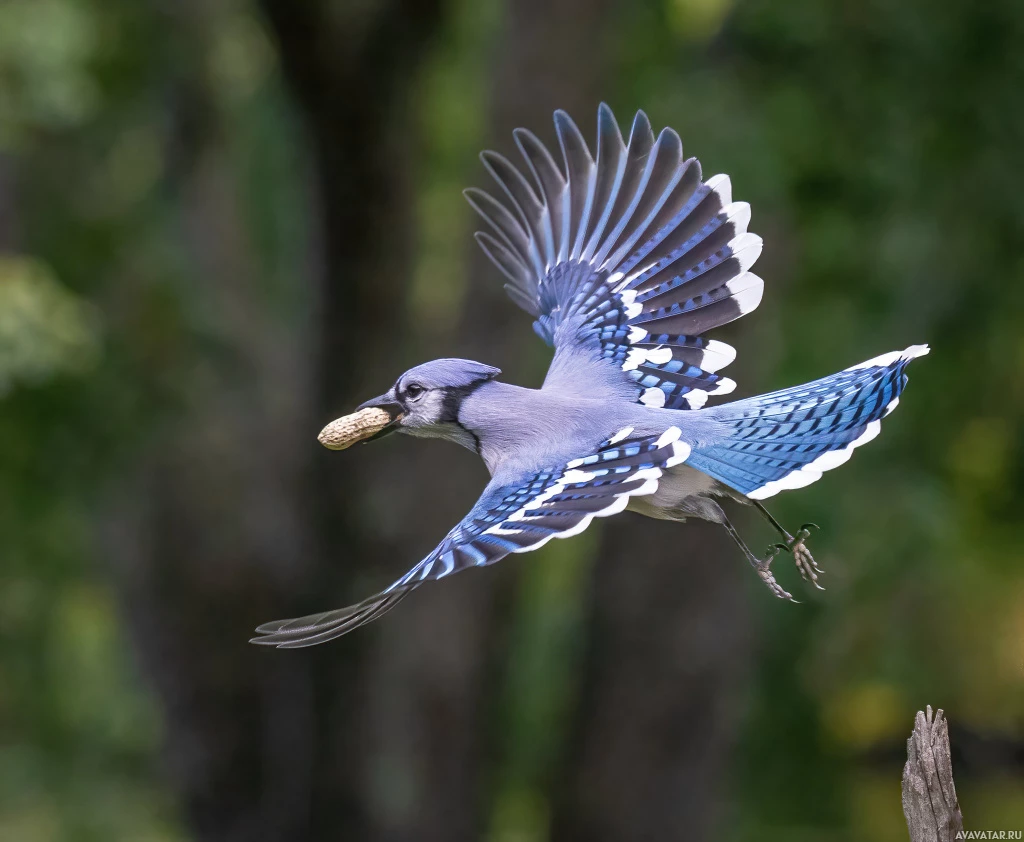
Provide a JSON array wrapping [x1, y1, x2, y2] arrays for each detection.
[[253, 105, 928, 648]]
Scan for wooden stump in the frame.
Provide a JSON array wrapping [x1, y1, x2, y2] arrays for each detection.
[[902, 706, 964, 842]]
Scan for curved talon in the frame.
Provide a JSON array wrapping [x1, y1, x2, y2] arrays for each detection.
[[792, 542, 824, 590], [750, 508, 822, 596], [753, 545, 798, 602], [758, 569, 797, 602]]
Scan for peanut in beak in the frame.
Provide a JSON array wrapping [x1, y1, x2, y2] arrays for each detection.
[[317, 407, 395, 451]]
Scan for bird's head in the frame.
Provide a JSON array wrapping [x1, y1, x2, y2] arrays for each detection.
[[318, 358, 501, 450]]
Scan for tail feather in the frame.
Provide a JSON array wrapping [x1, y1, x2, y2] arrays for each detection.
[[689, 345, 928, 499]]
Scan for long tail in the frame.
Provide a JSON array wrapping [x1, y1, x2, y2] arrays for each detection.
[[687, 345, 929, 499]]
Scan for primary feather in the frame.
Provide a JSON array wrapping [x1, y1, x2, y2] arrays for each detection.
[[470, 104, 761, 411]]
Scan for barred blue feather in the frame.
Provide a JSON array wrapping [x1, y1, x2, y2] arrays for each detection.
[[467, 104, 762, 410], [689, 346, 929, 499]]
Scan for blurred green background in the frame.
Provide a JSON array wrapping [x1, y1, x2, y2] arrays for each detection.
[[1, 0, 1022, 840]]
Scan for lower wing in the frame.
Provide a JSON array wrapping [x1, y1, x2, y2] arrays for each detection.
[[251, 426, 691, 648]]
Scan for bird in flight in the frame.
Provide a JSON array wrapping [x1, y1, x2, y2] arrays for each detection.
[[252, 104, 927, 648]]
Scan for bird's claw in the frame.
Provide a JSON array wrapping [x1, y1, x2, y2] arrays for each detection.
[[753, 544, 798, 602], [787, 525, 824, 590], [793, 542, 824, 589]]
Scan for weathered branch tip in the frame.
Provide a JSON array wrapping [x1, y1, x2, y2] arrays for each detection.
[[902, 706, 964, 842]]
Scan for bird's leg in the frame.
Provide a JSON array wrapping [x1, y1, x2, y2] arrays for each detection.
[[720, 515, 797, 602], [752, 501, 823, 590]]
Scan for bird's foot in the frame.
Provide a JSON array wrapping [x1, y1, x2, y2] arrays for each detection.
[[752, 544, 798, 602], [785, 523, 823, 590]]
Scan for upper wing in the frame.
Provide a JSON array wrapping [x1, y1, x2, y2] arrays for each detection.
[[251, 426, 691, 648], [467, 104, 763, 410]]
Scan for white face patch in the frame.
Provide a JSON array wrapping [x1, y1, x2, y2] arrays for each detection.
[[399, 389, 448, 431]]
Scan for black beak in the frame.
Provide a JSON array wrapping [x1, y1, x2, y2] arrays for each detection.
[[357, 391, 402, 413]]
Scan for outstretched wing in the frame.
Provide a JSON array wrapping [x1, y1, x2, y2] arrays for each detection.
[[467, 103, 763, 411], [251, 427, 691, 648]]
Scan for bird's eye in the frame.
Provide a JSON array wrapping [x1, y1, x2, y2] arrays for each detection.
[[404, 383, 425, 401]]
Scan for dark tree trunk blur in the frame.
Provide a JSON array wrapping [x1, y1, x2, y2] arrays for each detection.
[[103, 1, 458, 841], [551, 519, 753, 842], [0, 155, 18, 251], [257, 4, 482, 841]]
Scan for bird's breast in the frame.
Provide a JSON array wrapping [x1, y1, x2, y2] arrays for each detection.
[[627, 463, 722, 522]]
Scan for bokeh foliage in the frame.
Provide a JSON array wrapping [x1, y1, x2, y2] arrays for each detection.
[[1, 0, 1022, 839]]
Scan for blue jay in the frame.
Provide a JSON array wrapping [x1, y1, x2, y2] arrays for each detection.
[[252, 105, 927, 648]]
